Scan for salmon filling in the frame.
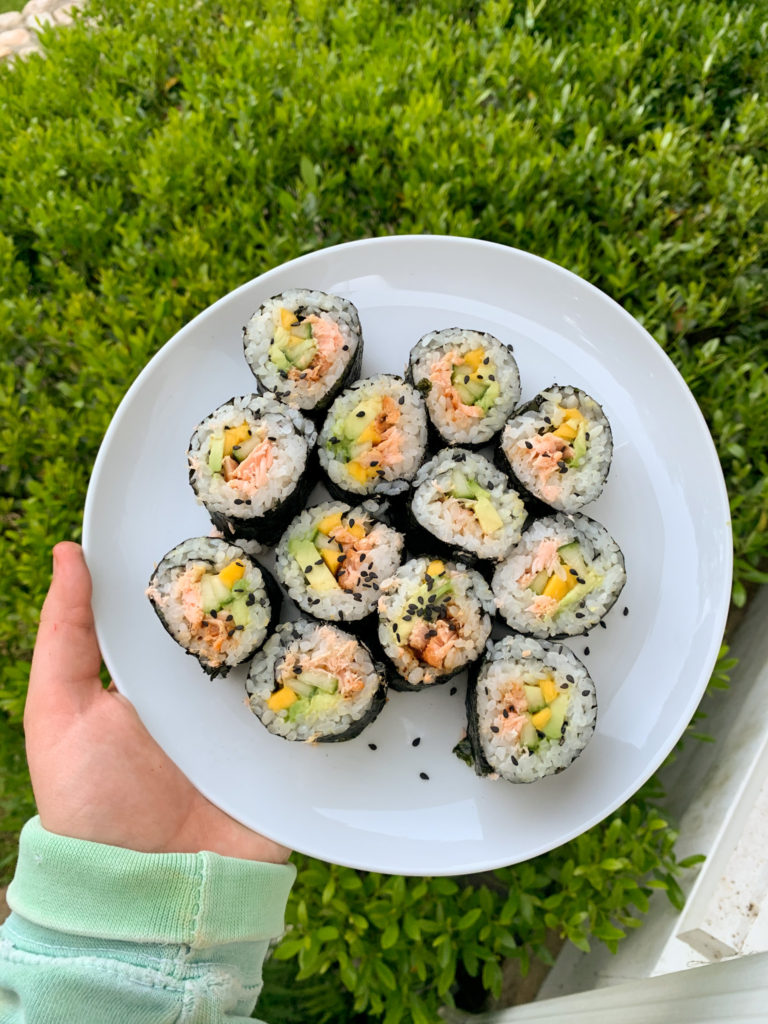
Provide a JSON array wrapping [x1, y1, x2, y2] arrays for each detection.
[[168, 558, 254, 668], [514, 406, 588, 503], [207, 422, 276, 495]]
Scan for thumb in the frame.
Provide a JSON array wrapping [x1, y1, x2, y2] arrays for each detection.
[[26, 542, 104, 722]]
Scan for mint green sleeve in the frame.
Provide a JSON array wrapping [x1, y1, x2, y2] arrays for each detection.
[[0, 817, 296, 1024]]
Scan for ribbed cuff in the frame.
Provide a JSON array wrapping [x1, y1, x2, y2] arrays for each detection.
[[7, 817, 296, 949]]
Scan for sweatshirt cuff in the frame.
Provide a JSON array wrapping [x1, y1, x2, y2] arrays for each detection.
[[7, 817, 296, 949]]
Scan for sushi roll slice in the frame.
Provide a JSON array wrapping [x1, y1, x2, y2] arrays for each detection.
[[243, 289, 363, 414], [246, 620, 387, 742], [276, 500, 405, 623], [147, 537, 279, 678], [318, 375, 428, 501], [188, 394, 317, 546], [498, 385, 612, 512], [492, 513, 626, 638], [462, 634, 597, 783], [408, 448, 527, 565], [407, 328, 521, 447], [377, 556, 494, 691]]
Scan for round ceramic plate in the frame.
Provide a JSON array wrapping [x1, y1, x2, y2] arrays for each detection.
[[83, 235, 731, 875]]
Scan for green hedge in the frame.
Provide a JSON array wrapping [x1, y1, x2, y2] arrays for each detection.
[[1, 0, 767, 1019]]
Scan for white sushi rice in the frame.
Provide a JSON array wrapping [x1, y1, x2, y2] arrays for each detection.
[[492, 513, 626, 638], [146, 537, 272, 674], [318, 375, 428, 496], [411, 449, 527, 561], [409, 328, 520, 445], [500, 385, 612, 511], [246, 621, 383, 742], [377, 557, 495, 686], [475, 634, 596, 783], [276, 500, 404, 621], [188, 394, 316, 521], [243, 289, 361, 410]]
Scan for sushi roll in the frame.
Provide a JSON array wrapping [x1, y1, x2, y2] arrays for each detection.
[[276, 500, 405, 623], [498, 385, 612, 512], [462, 634, 597, 783], [243, 289, 363, 415], [187, 393, 317, 546], [407, 328, 520, 447], [408, 448, 527, 565], [246, 620, 387, 742], [377, 556, 494, 691], [492, 513, 626, 638], [147, 537, 279, 678], [318, 375, 428, 501]]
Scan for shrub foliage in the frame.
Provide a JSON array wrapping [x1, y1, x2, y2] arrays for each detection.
[[1, 0, 766, 1019]]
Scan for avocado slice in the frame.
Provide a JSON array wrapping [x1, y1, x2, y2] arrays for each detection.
[[288, 538, 341, 592], [568, 421, 588, 467], [343, 398, 380, 441], [268, 342, 292, 372], [228, 595, 251, 628], [476, 377, 500, 412], [542, 693, 569, 740], [300, 670, 338, 694], [473, 494, 503, 534]]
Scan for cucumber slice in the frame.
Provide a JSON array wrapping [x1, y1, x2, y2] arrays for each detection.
[[523, 684, 546, 713], [200, 574, 231, 612], [520, 720, 539, 749], [208, 435, 225, 473], [528, 570, 549, 595], [300, 670, 338, 694], [229, 595, 250, 627], [448, 469, 474, 499], [287, 677, 315, 698]]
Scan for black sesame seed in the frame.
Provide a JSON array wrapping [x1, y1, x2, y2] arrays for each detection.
[[490, 725, 499, 733], [582, 690, 590, 696], [599, 620, 607, 629], [543, 416, 551, 424], [398, 396, 405, 405], [566, 674, 574, 683], [419, 772, 429, 780], [576, 577, 586, 585], [623, 606, 629, 616], [235, 624, 244, 631], [234, 498, 244, 505], [488, 374, 495, 381], [483, 356, 490, 365], [525, 440, 533, 449], [484, 686, 489, 696], [343, 344, 349, 351], [511, 756, 518, 766], [227, 629, 235, 638], [569, 568, 578, 576], [575, 612, 584, 619], [583, 645, 590, 655], [412, 737, 421, 747], [210, 609, 218, 618], [226, 614, 234, 622], [502, 708, 509, 718], [585, 432, 590, 440], [369, 743, 377, 750], [449, 686, 457, 695], [304, 565, 313, 574], [356, 410, 365, 418]]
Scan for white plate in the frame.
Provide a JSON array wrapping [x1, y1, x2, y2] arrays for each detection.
[[83, 235, 732, 876]]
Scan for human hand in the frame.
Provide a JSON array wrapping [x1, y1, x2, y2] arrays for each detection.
[[24, 542, 291, 863]]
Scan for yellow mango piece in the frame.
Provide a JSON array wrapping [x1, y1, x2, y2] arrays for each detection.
[[346, 459, 375, 484], [218, 560, 246, 588], [462, 348, 486, 372], [540, 678, 559, 704], [542, 571, 577, 602], [279, 307, 295, 330], [426, 559, 445, 578], [357, 422, 382, 446], [552, 422, 578, 440], [317, 512, 343, 535], [267, 686, 298, 712], [564, 407, 586, 423], [319, 547, 341, 575], [223, 423, 251, 456], [531, 707, 552, 729]]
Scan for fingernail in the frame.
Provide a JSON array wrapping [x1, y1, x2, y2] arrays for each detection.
[[52, 546, 60, 576]]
